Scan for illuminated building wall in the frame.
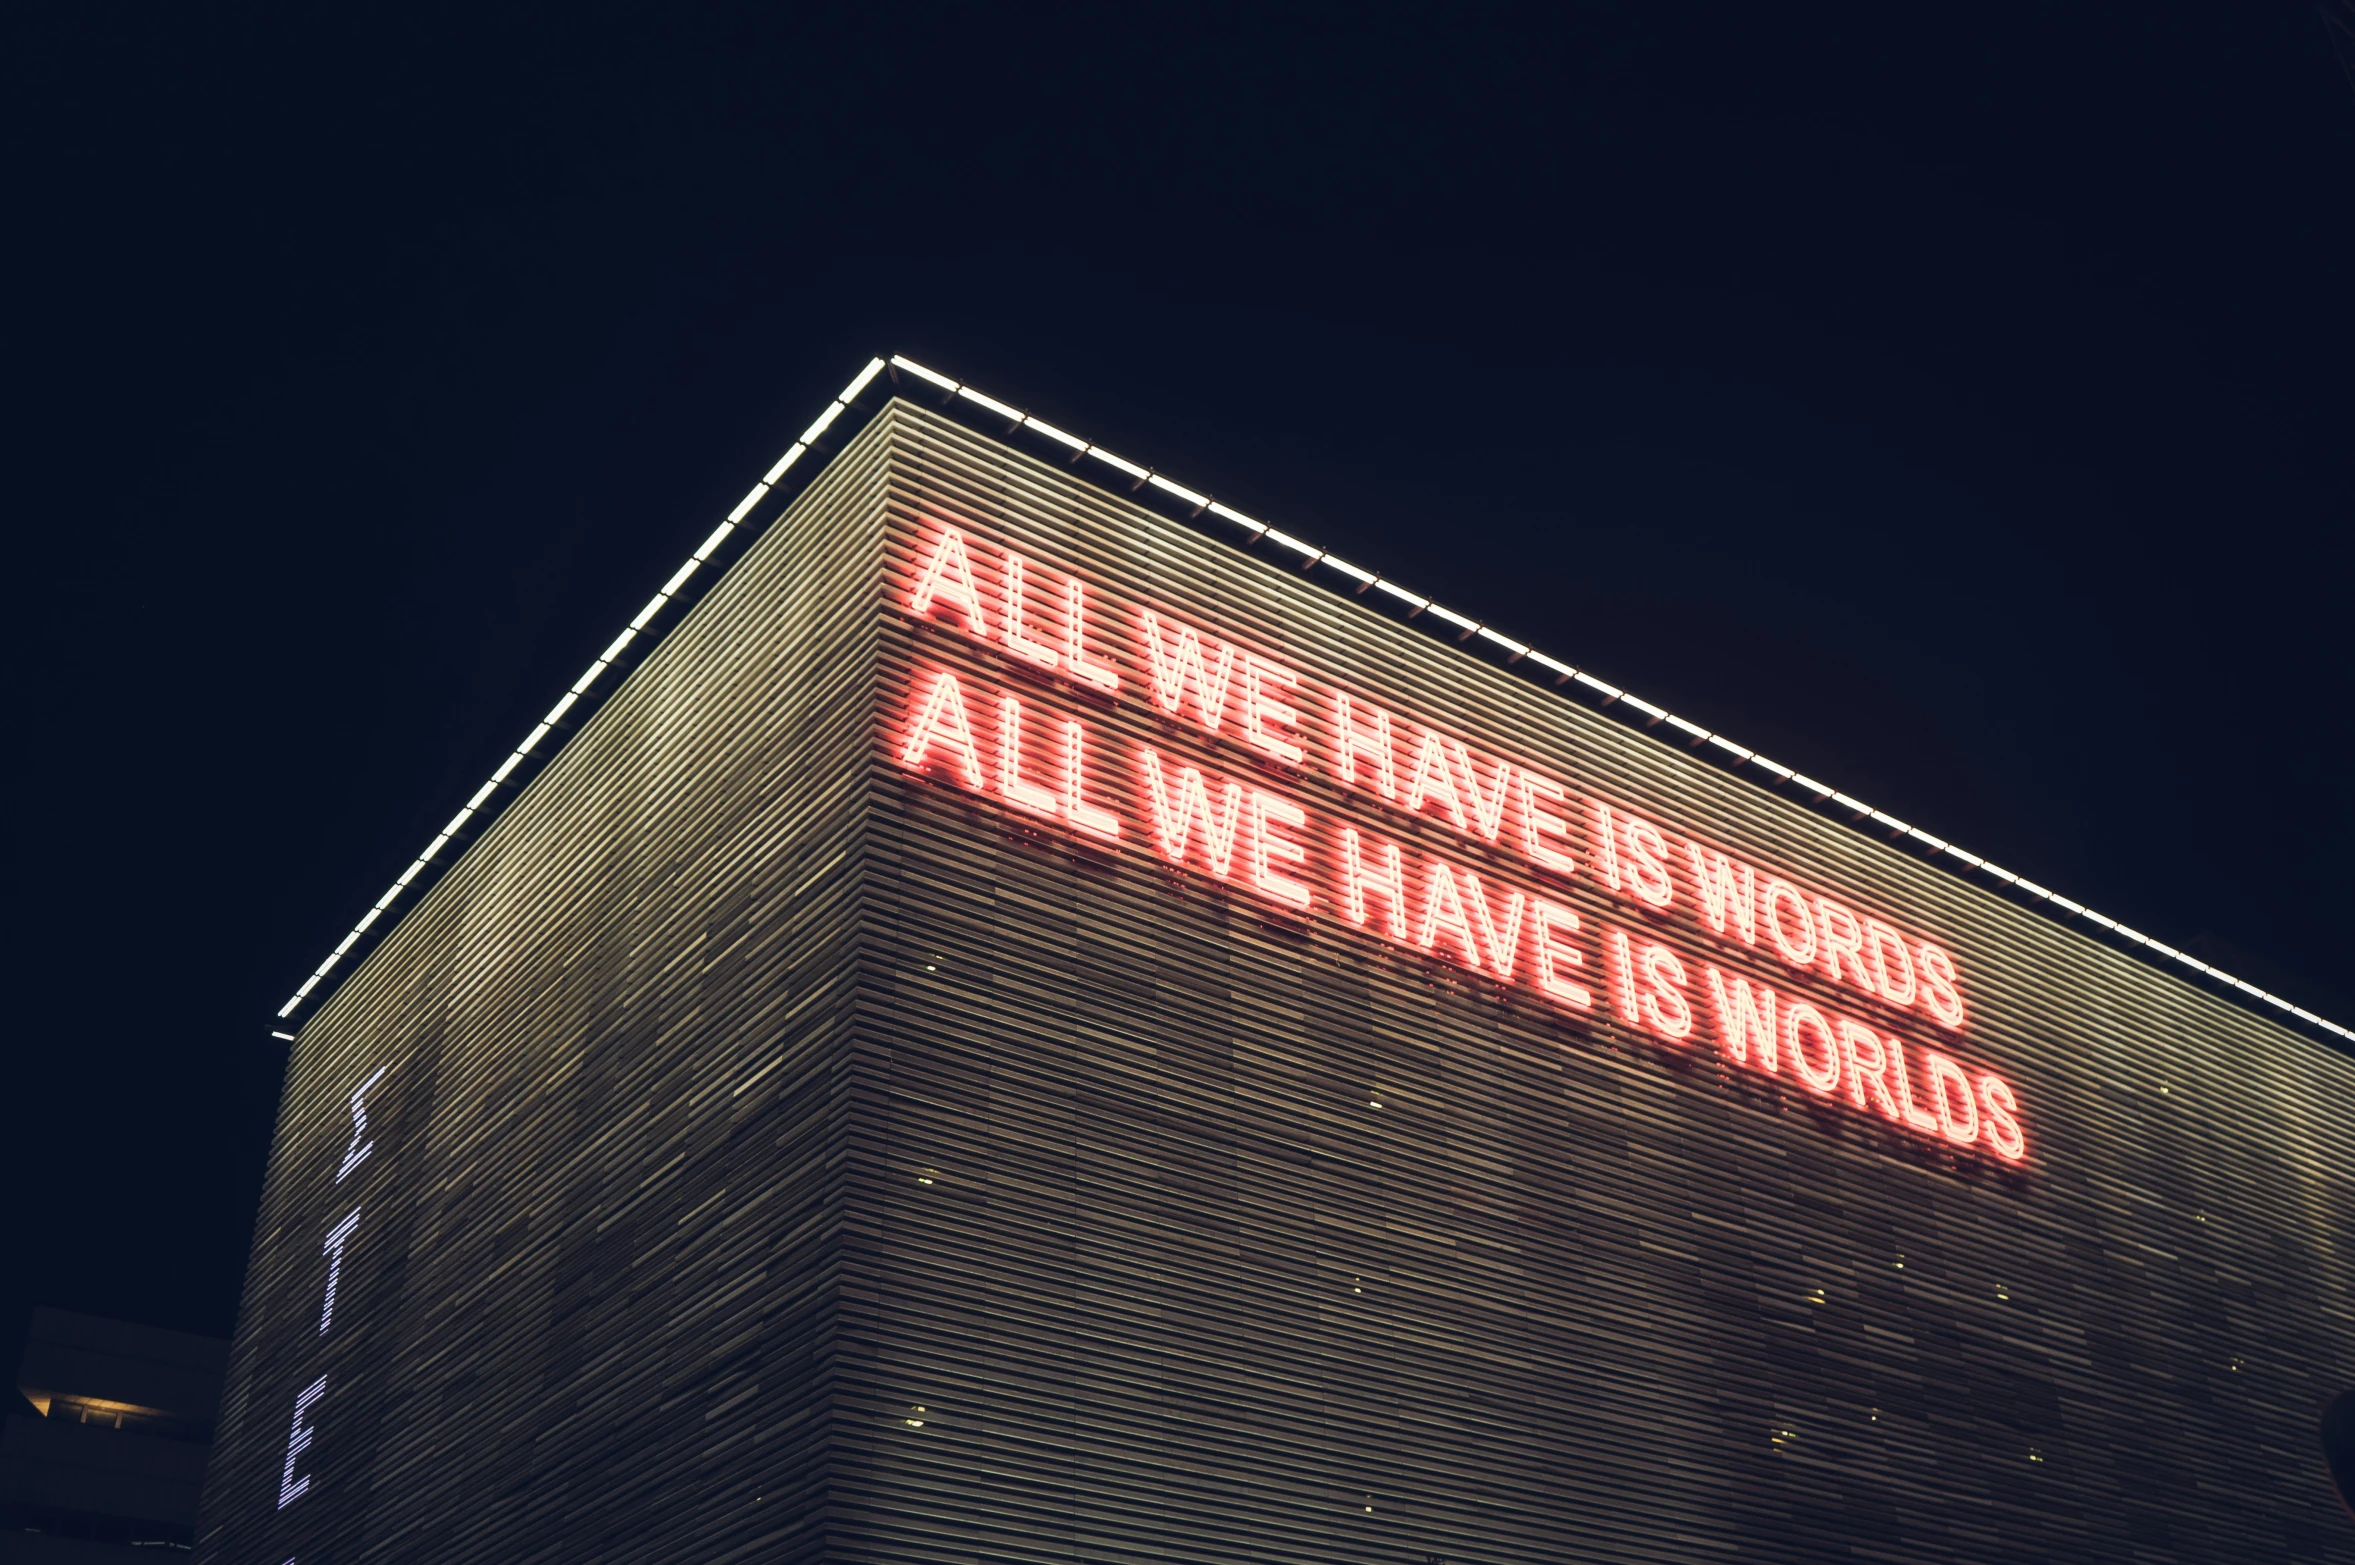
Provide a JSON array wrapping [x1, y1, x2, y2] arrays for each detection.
[[199, 394, 2355, 1565]]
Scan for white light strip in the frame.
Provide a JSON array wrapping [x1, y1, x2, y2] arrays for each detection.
[[726, 483, 770, 523], [799, 401, 845, 445], [958, 386, 1023, 423], [1524, 651, 1575, 681], [1206, 500, 1267, 535], [275, 354, 2354, 1051], [888, 354, 956, 391], [1024, 415, 1087, 451], [1088, 446, 1150, 481], [1148, 474, 1212, 509], [1423, 603, 1478, 634], [275, 356, 890, 1025]]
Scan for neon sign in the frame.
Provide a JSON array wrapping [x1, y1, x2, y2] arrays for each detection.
[[895, 523, 2028, 1167]]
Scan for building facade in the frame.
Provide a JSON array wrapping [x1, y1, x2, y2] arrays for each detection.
[[200, 373, 2355, 1564], [7, 1307, 227, 1561]]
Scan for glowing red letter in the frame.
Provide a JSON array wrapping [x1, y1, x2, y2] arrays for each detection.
[[1000, 554, 1060, 670], [1403, 732, 1468, 833], [899, 669, 984, 790], [1704, 966, 1778, 1071], [1619, 816, 1675, 908], [1247, 790, 1312, 910], [1917, 944, 1967, 1030], [1140, 611, 1236, 732], [1417, 860, 1482, 968], [1340, 828, 1408, 940], [1761, 879, 1818, 968], [1461, 872, 1527, 981], [1923, 1052, 1980, 1145], [1517, 773, 1578, 876], [1062, 576, 1119, 693], [1449, 741, 1513, 843], [1782, 1002, 1841, 1096], [1606, 928, 1642, 1026], [1061, 719, 1119, 840], [907, 527, 987, 636], [1836, 1019, 1901, 1121], [1885, 1036, 1941, 1135], [1684, 845, 1756, 945], [1138, 747, 1241, 877], [1813, 899, 1873, 992], [1977, 1074, 2026, 1162], [1332, 694, 1397, 799], [1240, 656, 1305, 766], [1638, 943, 1693, 1040], [996, 695, 1059, 815], [1862, 918, 1917, 1007], [1531, 901, 1593, 1009], [1590, 802, 1623, 893]]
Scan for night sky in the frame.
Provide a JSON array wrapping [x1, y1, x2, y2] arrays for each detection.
[[8, 3, 2351, 1357]]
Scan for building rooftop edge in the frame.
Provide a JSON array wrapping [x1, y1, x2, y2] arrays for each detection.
[[266, 354, 2353, 1056]]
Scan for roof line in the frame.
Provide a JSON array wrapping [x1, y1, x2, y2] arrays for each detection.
[[268, 353, 2352, 1053], [270, 356, 888, 1030]]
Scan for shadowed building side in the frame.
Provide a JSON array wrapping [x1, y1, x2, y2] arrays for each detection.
[[5, 1308, 228, 1562]]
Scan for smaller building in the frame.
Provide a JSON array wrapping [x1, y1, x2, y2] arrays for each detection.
[[4, 1309, 227, 1561]]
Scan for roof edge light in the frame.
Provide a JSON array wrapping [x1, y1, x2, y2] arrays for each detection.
[[269, 353, 2353, 1052]]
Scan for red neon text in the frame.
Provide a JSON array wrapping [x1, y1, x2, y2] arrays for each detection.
[[891, 522, 2016, 1159]]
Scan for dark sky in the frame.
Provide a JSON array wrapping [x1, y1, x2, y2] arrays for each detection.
[[7, 2, 2351, 1355]]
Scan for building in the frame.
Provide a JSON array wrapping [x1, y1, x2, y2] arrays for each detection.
[[6, 1308, 227, 1560], [200, 358, 2355, 1564]]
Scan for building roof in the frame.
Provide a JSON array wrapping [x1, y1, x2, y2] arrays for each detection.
[[269, 356, 2353, 1054]]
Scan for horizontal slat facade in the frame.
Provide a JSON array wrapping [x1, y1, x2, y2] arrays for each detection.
[[204, 396, 2353, 1565], [197, 417, 893, 1565]]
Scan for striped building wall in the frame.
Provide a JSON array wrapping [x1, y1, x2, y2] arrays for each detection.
[[199, 397, 2355, 1565]]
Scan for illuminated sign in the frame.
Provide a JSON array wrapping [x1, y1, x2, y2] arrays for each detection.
[[271, 1063, 389, 1535], [895, 522, 2027, 1165]]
